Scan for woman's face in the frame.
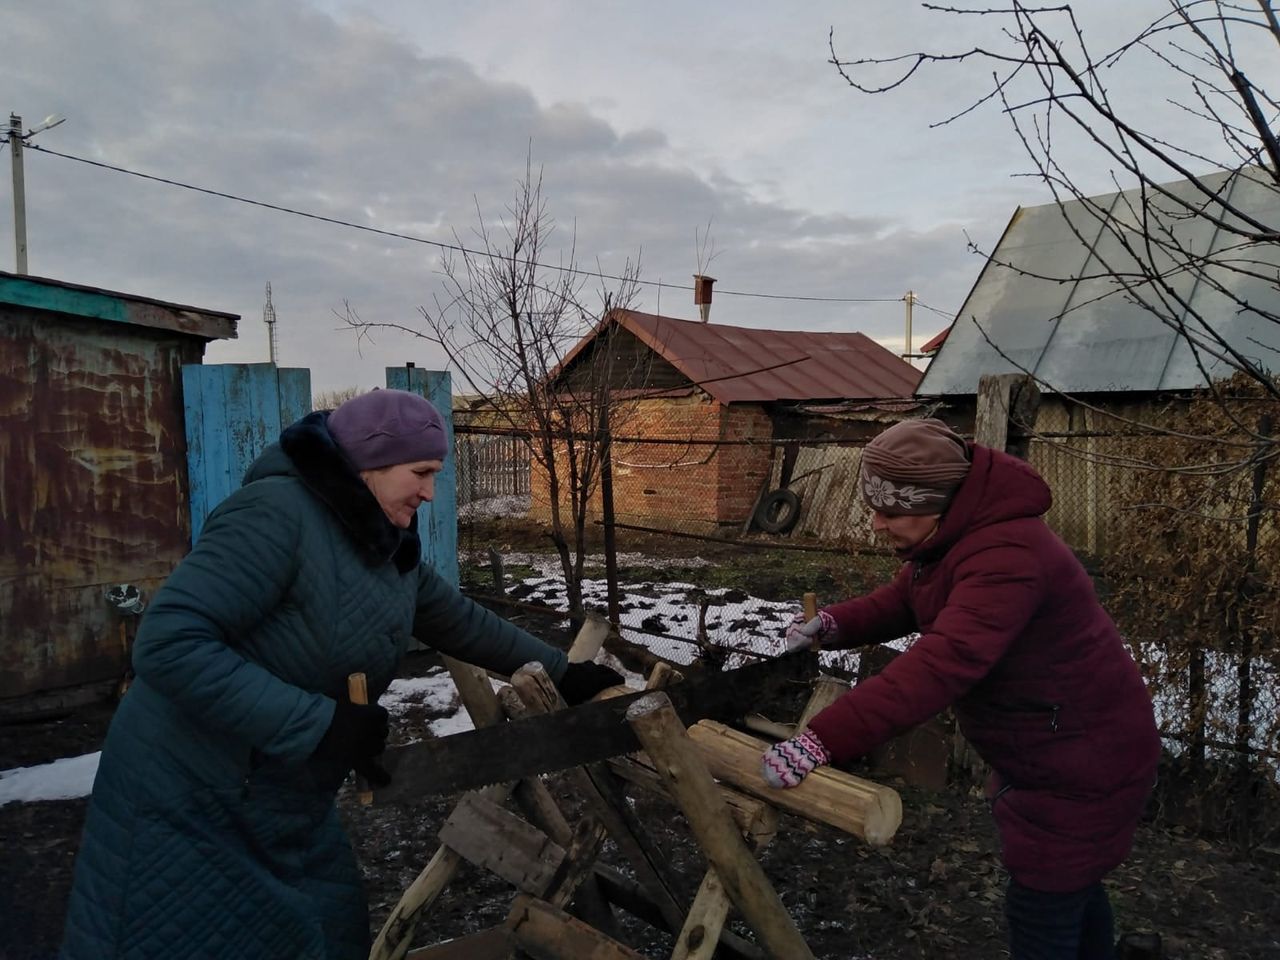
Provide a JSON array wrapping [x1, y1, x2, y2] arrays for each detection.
[[871, 510, 941, 552], [360, 459, 444, 528]]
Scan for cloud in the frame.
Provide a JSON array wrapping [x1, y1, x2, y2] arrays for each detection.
[[4, 0, 990, 396]]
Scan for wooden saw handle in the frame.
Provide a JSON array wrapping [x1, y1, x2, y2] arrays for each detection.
[[347, 672, 374, 806], [803, 592, 820, 652]]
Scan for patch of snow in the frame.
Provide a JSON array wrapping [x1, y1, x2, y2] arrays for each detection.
[[457, 495, 531, 520], [0, 752, 100, 807]]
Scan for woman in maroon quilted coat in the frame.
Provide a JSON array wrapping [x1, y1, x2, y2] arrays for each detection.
[[760, 418, 1160, 960]]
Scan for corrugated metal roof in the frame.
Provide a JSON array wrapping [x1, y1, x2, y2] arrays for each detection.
[[919, 326, 950, 354], [0, 270, 238, 340], [594, 309, 921, 403], [918, 167, 1280, 395]]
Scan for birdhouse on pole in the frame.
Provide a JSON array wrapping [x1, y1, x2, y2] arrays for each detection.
[[693, 274, 716, 323]]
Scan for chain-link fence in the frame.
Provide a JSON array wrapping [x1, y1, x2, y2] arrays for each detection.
[[454, 404, 1279, 837], [1023, 396, 1280, 843]]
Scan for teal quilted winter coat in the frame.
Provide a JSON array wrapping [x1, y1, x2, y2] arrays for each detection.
[[60, 412, 568, 960]]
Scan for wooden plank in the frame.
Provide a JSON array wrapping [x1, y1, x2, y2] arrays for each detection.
[[276, 366, 312, 425], [544, 815, 608, 909], [424, 369, 458, 584], [438, 793, 566, 894], [626, 694, 814, 960], [688, 720, 902, 846], [384, 366, 458, 583], [181, 364, 209, 544], [404, 926, 514, 960], [222, 363, 258, 485], [506, 895, 649, 960]]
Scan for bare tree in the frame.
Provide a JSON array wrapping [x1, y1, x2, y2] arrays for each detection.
[[831, 1, 1280, 444], [349, 159, 646, 620], [832, 3, 1280, 816], [313, 386, 364, 411]]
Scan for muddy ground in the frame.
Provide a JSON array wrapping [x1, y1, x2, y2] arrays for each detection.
[[3, 645, 1278, 960]]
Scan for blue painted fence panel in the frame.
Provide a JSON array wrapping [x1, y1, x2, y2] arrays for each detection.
[[184, 364, 457, 586], [183, 363, 313, 542], [385, 367, 458, 585]]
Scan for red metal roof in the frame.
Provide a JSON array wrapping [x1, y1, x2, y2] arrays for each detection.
[[587, 309, 921, 404], [919, 325, 950, 354]]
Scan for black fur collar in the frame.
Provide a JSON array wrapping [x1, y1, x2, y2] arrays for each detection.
[[279, 411, 421, 574]]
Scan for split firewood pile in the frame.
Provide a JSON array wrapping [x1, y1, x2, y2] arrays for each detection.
[[368, 614, 903, 960]]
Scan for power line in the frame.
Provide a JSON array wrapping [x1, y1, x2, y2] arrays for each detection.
[[915, 299, 955, 320], [22, 141, 908, 306]]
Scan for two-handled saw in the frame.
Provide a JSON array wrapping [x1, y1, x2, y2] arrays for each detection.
[[373, 650, 817, 804]]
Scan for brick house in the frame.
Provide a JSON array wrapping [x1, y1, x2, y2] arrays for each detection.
[[531, 308, 922, 533]]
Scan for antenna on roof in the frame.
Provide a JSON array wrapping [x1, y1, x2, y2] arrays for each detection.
[[694, 221, 719, 323], [263, 282, 279, 365]]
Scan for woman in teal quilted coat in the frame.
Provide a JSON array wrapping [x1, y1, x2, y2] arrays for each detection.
[[61, 389, 621, 960]]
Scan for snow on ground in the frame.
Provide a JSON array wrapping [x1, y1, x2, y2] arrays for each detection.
[[6, 553, 1275, 804], [0, 752, 101, 807]]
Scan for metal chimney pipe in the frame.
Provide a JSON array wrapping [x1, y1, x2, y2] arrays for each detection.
[[693, 274, 716, 323]]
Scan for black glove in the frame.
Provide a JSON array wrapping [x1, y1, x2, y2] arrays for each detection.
[[353, 756, 392, 788], [314, 699, 390, 770], [557, 661, 625, 706]]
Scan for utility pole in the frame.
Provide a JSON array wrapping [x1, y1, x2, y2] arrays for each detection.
[[9, 114, 27, 275], [903, 290, 917, 360], [6, 112, 65, 275]]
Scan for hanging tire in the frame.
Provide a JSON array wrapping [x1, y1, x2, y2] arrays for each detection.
[[754, 488, 801, 534]]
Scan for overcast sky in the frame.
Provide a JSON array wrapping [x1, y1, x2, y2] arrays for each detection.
[[2, 1, 1259, 395]]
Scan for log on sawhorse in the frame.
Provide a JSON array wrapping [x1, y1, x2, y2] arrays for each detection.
[[370, 616, 617, 960], [373, 636, 903, 960]]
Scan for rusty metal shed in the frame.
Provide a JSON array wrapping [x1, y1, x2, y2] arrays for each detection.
[[0, 271, 237, 708]]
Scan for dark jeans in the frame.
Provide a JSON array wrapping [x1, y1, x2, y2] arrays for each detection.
[[1005, 879, 1115, 960]]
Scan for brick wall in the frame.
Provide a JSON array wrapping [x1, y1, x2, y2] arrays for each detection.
[[528, 394, 776, 531]]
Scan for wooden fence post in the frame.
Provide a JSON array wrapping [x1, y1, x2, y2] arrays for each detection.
[[954, 373, 1043, 783]]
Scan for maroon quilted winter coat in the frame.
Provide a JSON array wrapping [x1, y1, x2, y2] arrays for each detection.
[[807, 444, 1160, 892]]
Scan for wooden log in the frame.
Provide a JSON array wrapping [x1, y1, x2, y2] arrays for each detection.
[[673, 869, 731, 960], [505, 894, 650, 960], [488, 547, 506, 596], [589, 866, 766, 960], [794, 675, 849, 733], [688, 719, 902, 847], [371, 839, 466, 960], [443, 655, 505, 728], [569, 612, 613, 663], [605, 754, 779, 850], [626, 693, 815, 960], [742, 714, 795, 741], [438, 793, 566, 895], [510, 663, 688, 934], [373, 661, 560, 960], [645, 660, 681, 690], [495, 687, 621, 936]]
